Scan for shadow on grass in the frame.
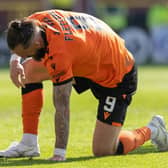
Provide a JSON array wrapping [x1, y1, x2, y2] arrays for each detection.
[[0, 145, 164, 167], [0, 155, 96, 167], [129, 145, 158, 155], [129, 144, 168, 155]]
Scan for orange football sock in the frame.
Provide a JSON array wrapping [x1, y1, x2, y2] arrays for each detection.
[[22, 83, 43, 135], [118, 126, 151, 154]]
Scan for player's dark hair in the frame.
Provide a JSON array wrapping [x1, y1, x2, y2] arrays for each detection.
[[7, 19, 35, 50]]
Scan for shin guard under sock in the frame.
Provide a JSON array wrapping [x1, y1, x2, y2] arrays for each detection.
[[22, 83, 43, 134], [117, 127, 151, 154]]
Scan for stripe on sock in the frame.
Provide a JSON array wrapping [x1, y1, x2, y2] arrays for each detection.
[[22, 83, 43, 95]]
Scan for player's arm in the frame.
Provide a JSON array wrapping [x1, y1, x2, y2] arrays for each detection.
[[9, 53, 25, 88], [51, 80, 72, 161]]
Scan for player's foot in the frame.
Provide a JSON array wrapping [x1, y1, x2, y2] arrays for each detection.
[[148, 115, 168, 151], [0, 141, 40, 158]]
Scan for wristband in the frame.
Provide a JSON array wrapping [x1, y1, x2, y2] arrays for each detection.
[[54, 148, 66, 158], [10, 54, 21, 64]]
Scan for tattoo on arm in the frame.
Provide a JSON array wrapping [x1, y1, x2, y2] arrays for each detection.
[[53, 81, 72, 149]]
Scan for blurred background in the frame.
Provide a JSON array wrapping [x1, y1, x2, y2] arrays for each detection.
[[0, 0, 168, 67]]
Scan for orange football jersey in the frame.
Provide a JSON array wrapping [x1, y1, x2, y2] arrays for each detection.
[[29, 10, 134, 88]]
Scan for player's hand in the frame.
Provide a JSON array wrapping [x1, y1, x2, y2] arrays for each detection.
[[48, 155, 66, 161], [10, 60, 26, 88]]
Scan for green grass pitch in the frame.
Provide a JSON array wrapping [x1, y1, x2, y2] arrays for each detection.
[[0, 66, 168, 168]]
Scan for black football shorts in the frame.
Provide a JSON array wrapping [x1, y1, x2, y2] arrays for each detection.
[[73, 65, 137, 126]]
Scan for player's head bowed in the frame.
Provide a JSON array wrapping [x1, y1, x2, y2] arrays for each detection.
[[7, 19, 47, 61], [7, 19, 35, 50]]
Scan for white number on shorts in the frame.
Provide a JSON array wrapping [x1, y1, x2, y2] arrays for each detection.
[[103, 96, 116, 113]]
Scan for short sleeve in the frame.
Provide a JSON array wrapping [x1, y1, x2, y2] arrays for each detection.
[[44, 54, 73, 85]]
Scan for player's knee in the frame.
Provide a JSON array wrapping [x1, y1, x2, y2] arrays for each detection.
[[22, 59, 45, 83], [93, 150, 115, 157], [24, 66, 47, 83], [92, 146, 116, 157], [22, 64, 36, 83]]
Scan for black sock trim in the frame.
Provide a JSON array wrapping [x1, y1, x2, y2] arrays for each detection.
[[22, 83, 43, 95], [115, 141, 124, 155]]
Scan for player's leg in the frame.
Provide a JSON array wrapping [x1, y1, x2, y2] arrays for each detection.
[[21, 58, 50, 135], [0, 58, 50, 158], [93, 120, 121, 156], [117, 126, 151, 154], [92, 94, 141, 156], [92, 93, 139, 156], [92, 94, 168, 156], [116, 115, 168, 154], [91, 62, 168, 156]]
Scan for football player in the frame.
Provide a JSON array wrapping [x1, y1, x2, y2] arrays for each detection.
[[1, 9, 168, 161]]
